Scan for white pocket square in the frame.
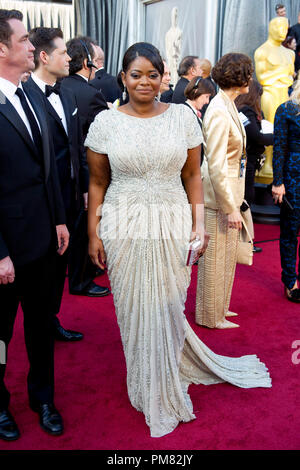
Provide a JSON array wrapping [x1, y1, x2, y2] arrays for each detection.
[[72, 108, 78, 116]]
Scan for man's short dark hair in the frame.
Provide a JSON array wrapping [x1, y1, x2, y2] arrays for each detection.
[[178, 56, 198, 77], [66, 36, 95, 75], [275, 4, 285, 12], [0, 9, 23, 47], [29, 27, 63, 69]]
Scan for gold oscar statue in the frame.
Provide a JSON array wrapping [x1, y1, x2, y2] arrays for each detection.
[[254, 17, 294, 184]]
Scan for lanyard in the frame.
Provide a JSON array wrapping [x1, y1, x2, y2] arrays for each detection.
[[229, 102, 247, 178]]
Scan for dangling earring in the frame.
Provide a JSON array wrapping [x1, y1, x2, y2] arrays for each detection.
[[122, 85, 127, 102]]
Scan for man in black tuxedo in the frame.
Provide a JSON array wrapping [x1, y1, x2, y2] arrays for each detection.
[[24, 27, 92, 342], [61, 37, 108, 141], [0, 10, 69, 440], [172, 55, 202, 104], [61, 37, 110, 295], [89, 44, 121, 104]]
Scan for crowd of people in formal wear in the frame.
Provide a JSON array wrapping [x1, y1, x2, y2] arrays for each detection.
[[0, 5, 299, 440]]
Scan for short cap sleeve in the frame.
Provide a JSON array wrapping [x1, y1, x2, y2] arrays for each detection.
[[182, 104, 203, 149], [84, 109, 110, 154]]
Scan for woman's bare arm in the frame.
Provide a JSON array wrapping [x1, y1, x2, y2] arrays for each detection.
[[87, 148, 111, 268], [181, 145, 209, 253]]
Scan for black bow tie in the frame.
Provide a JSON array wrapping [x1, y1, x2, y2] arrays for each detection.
[[45, 82, 61, 97]]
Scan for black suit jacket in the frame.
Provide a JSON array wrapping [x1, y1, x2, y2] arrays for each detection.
[[24, 77, 89, 210], [61, 74, 108, 140], [0, 86, 65, 266], [89, 69, 121, 103], [172, 77, 189, 104], [161, 86, 174, 103]]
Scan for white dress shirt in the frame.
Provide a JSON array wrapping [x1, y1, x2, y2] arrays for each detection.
[[0, 76, 41, 139], [76, 73, 89, 82], [185, 100, 203, 125], [31, 73, 75, 178], [31, 73, 68, 135]]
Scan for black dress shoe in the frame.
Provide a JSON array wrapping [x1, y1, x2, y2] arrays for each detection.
[[253, 246, 262, 253], [31, 403, 63, 436], [71, 282, 110, 297], [54, 323, 83, 342], [285, 287, 300, 303], [0, 410, 20, 441]]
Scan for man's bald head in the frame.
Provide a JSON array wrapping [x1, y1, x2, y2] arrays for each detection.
[[93, 44, 104, 69]]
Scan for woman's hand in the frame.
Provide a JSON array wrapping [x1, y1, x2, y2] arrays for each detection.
[[272, 184, 285, 205], [89, 236, 106, 269], [191, 223, 210, 257], [228, 211, 242, 230]]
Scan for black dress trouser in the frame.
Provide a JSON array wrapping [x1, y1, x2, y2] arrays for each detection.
[[50, 197, 77, 317], [280, 205, 300, 290], [244, 159, 256, 207], [50, 199, 96, 318], [68, 209, 97, 293], [0, 245, 56, 410]]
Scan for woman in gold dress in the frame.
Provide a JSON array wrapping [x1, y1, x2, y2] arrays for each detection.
[[196, 53, 253, 329]]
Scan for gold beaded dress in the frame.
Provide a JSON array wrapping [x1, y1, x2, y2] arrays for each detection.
[[85, 104, 271, 438]]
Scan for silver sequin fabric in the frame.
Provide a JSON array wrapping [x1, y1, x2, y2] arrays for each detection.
[[85, 104, 271, 438]]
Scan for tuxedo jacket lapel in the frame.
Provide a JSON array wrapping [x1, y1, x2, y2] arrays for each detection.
[[26, 77, 67, 137], [24, 89, 51, 181], [0, 89, 39, 158], [59, 93, 71, 136]]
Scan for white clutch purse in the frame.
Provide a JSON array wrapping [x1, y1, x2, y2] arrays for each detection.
[[186, 237, 203, 266]]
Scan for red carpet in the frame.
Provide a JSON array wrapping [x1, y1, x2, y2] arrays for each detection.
[[1, 223, 300, 450]]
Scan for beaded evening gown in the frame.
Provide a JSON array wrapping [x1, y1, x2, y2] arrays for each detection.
[[85, 104, 271, 438]]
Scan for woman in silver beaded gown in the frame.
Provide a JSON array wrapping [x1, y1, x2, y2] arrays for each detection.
[[85, 43, 271, 438]]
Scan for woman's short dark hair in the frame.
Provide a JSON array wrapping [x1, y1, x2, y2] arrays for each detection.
[[235, 79, 263, 120], [122, 42, 164, 76], [212, 53, 253, 90], [0, 9, 23, 47], [283, 35, 295, 48], [178, 56, 198, 77], [184, 76, 215, 100]]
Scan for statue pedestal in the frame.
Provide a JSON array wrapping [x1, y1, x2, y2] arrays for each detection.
[[251, 183, 280, 225]]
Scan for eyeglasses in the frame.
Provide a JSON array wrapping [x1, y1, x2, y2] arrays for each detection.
[[193, 77, 202, 89]]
